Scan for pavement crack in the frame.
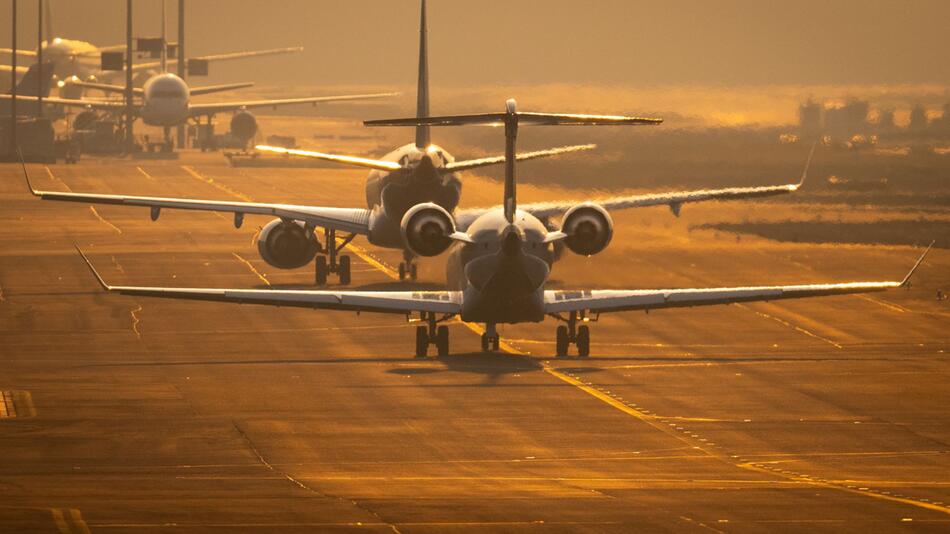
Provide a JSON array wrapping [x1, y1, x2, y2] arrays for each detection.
[[231, 421, 403, 533], [130, 305, 143, 339]]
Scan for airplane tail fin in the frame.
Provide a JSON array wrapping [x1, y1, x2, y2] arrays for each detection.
[[160, 0, 168, 73], [43, 0, 53, 45], [414, 0, 430, 149], [15, 62, 55, 97]]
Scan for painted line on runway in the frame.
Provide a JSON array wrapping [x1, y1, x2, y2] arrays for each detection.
[[46, 166, 122, 234], [734, 303, 843, 349], [181, 165, 254, 202], [0, 390, 35, 419], [130, 305, 143, 338], [0, 284, 5, 303], [136, 166, 155, 181], [232, 253, 270, 286]]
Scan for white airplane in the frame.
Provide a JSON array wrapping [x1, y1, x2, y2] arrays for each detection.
[[68, 99, 933, 358]]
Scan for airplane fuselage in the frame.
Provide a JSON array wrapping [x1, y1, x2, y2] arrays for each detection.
[[447, 209, 555, 324], [365, 142, 462, 249], [140, 73, 190, 127]]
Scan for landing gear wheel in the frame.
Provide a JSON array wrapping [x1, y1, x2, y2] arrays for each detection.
[[576, 325, 590, 358], [338, 255, 351, 285], [398, 262, 407, 281], [415, 326, 429, 358], [315, 256, 328, 286], [491, 336, 500, 352], [436, 325, 449, 356], [481, 333, 490, 353], [556, 325, 569, 357], [410, 262, 418, 280]]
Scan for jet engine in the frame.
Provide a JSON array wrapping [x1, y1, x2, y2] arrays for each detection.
[[561, 203, 613, 256], [256, 219, 319, 269], [230, 110, 258, 145], [72, 110, 99, 131], [400, 203, 455, 257]]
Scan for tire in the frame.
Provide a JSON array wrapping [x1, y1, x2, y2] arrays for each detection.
[[410, 263, 418, 280], [481, 333, 490, 352], [556, 325, 569, 357], [576, 325, 591, 357], [398, 262, 406, 281], [338, 255, 351, 285], [415, 326, 429, 358], [315, 256, 328, 286], [436, 325, 449, 356]]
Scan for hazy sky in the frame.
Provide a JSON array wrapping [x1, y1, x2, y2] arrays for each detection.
[[3, 0, 949, 87]]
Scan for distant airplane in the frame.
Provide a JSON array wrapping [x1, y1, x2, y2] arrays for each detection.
[[0, 0, 304, 91], [0, 5, 394, 144], [1, 62, 54, 115], [68, 99, 933, 358], [254, 0, 600, 283]]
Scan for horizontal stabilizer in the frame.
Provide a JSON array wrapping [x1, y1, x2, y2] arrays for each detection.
[[367, 112, 662, 128], [444, 144, 596, 173]]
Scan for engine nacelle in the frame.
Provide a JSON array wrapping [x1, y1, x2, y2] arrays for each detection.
[[257, 219, 318, 269], [400, 203, 455, 257], [561, 203, 614, 256], [73, 110, 99, 131], [230, 110, 258, 143]]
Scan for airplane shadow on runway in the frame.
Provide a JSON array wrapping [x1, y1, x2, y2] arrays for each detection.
[[387, 352, 542, 386]]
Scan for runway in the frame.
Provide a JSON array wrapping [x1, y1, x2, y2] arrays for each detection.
[[1, 153, 949, 532]]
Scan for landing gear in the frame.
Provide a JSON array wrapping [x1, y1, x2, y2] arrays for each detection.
[[314, 227, 355, 286], [414, 313, 450, 358], [480, 323, 500, 353], [553, 311, 592, 358], [398, 250, 418, 281]]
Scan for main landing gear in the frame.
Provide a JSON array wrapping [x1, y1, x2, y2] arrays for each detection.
[[398, 250, 418, 281], [415, 312, 450, 358], [315, 227, 354, 286], [480, 323, 500, 353], [554, 311, 590, 358]]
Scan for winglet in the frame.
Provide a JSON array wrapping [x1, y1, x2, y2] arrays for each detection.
[[794, 141, 817, 190], [900, 240, 934, 287], [74, 245, 112, 291], [17, 147, 40, 196]]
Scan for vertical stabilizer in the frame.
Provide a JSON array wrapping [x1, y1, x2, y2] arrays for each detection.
[[43, 0, 53, 45], [160, 0, 168, 73], [503, 99, 518, 223], [414, 0, 430, 149]]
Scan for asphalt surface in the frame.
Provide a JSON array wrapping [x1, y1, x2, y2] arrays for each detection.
[[1, 153, 949, 533]]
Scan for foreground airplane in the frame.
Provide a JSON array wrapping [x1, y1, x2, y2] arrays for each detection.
[[254, 0, 600, 282], [67, 99, 932, 358]]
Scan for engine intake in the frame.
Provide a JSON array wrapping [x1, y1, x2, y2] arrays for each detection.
[[561, 203, 613, 256], [230, 110, 258, 143], [257, 219, 318, 269], [400, 203, 455, 257]]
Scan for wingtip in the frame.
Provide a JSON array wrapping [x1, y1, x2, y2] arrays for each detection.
[[74, 244, 111, 291], [17, 147, 40, 196], [900, 240, 934, 287]]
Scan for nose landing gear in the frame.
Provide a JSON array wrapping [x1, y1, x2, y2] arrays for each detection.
[[398, 250, 418, 281], [314, 227, 354, 286], [553, 311, 590, 358], [480, 323, 501, 352]]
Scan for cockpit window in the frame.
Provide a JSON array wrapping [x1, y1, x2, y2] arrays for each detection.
[[152, 89, 183, 99]]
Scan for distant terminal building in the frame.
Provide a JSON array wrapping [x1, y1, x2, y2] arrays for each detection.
[[797, 98, 950, 142]]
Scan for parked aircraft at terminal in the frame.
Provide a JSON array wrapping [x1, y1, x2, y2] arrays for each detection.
[[66, 98, 933, 358]]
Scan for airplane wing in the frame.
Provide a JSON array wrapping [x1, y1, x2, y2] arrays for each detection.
[[0, 92, 127, 111], [255, 145, 402, 171], [65, 80, 140, 95], [188, 92, 397, 118], [0, 64, 30, 75], [0, 48, 37, 58], [23, 167, 370, 235], [77, 246, 461, 315], [443, 144, 596, 173], [456, 144, 814, 229], [189, 82, 254, 96], [134, 46, 305, 72], [544, 243, 933, 315]]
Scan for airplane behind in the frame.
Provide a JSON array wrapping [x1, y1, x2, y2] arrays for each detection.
[[67, 99, 933, 358]]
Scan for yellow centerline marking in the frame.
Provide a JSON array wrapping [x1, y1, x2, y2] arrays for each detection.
[[181, 165, 254, 202], [856, 294, 911, 314], [136, 166, 155, 181], [87, 206, 123, 234], [232, 253, 271, 286]]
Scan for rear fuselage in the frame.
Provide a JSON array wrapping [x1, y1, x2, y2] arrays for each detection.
[[365, 142, 462, 248], [447, 209, 556, 324]]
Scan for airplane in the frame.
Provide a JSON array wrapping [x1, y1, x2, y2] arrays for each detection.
[[252, 0, 603, 283], [59, 99, 932, 359], [1, 62, 54, 115], [1, 0, 304, 92]]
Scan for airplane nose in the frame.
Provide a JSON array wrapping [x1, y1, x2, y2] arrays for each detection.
[[501, 228, 522, 256]]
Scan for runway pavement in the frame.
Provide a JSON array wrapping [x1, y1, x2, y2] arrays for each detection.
[[1, 153, 949, 532]]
